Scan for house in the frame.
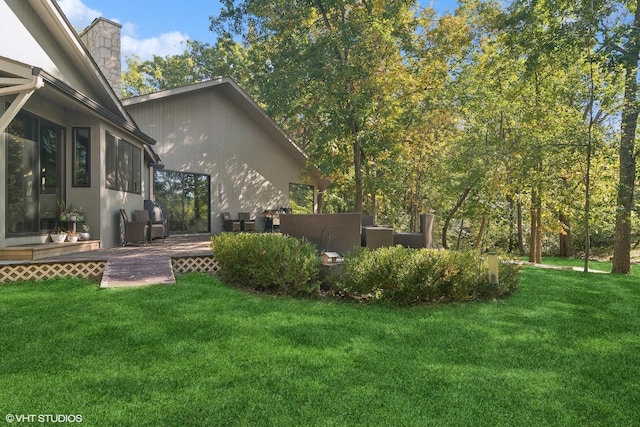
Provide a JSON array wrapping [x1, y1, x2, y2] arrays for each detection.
[[123, 78, 329, 233], [0, 0, 327, 250]]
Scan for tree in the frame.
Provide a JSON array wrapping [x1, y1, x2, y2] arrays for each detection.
[[503, 0, 630, 268], [211, 0, 427, 213], [611, 0, 640, 273], [121, 38, 251, 98]]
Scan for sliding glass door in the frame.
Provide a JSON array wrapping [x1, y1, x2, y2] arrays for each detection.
[[154, 170, 210, 234], [5, 111, 64, 235]]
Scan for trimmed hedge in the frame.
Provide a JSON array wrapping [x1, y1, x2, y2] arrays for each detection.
[[211, 233, 321, 294], [337, 246, 520, 304], [211, 234, 520, 304]]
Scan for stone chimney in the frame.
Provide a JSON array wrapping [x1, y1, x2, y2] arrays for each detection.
[[79, 17, 122, 98]]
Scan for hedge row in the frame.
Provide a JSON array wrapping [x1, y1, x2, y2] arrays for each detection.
[[211, 233, 520, 304], [338, 246, 520, 304]]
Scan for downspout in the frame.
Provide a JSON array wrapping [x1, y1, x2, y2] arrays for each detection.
[[0, 72, 44, 134]]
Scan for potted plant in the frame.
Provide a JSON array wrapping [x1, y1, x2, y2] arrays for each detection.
[[50, 227, 67, 243], [74, 207, 84, 223], [67, 204, 78, 222], [79, 224, 90, 241], [67, 230, 79, 243], [57, 200, 67, 221]]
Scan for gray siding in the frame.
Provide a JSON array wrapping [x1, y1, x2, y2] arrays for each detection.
[[2, 1, 111, 104], [127, 88, 310, 232]]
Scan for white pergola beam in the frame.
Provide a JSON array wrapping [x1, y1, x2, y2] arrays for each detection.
[[0, 75, 43, 134]]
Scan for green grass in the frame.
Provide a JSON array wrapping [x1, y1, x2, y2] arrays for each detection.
[[1, 269, 639, 426]]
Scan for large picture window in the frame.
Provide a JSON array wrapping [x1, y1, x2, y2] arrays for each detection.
[[5, 111, 64, 235], [105, 132, 141, 193], [72, 128, 90, 187], [154, 170, 210, 233]]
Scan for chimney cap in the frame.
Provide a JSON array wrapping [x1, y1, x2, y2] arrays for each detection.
[[79, 16, 122, 37]]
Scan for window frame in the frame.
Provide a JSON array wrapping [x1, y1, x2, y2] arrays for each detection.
[[72, 127, 91, 187], [105, 131, 141, 194]]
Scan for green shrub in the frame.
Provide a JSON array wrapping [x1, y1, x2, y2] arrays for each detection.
[[339, 246, 520, 304], [211, 233, 321, 295]]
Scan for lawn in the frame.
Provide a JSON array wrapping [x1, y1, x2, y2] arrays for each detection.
[[1, 266, 639, 426]]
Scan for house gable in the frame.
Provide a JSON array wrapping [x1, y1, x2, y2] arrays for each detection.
[[1, 0, 129, 123], [124, 78, 330, 231], [123, 78, 330, 189]]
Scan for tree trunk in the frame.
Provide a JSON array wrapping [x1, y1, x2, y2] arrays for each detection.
[[507, 196, 515, 253], [517, 199, 524, 255], [612, 2, 640, 274], [475, 214, 487, 250], [442, 187, 472, 250], [317, 190, 324, 213], [536, 205, 542, 263], [370, 193, 377, 224], [456, 218, 464, 250], [558, 212, 573, 257], [352, 141, 363, 213], [529, 189, 542, 263]]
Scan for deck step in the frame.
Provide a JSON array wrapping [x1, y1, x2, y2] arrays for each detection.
[[0, 241, 101, 261], [100, 256, 176, 288]]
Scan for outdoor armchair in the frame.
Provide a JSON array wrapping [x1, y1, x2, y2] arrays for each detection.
[[238, 212, 256, 232], [221, 212, 241, 232], [133, 209, 165, 243], [119, 209, 147, 246]]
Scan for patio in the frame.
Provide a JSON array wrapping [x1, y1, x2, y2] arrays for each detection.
[[0, 235, 217, 287]]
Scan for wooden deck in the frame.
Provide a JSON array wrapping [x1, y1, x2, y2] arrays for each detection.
[[0, 240, 101, 261], [0, 235, 217, 286]]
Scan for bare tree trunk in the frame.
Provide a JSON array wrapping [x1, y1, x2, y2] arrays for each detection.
[[529, 213, 537, 262], [507, 196, 515, 253], [456, 218, 464, 250], [317, 190, 324, 213], [353, 138, 363, 213], [529, 189, 542, 263], [558, 212, 573, 257], [612, 0, 640, 274], [442, 187, 472, 250], [350, 105, 363, 213], [370, 193, 377, 224], [517, 199, 524, 255], [475, 214, 487, 250], [535, 205, 542, 263]]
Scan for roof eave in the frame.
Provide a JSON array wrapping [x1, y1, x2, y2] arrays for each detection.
[[122, 77, 330, 185], [37, 68, 156, 146], [26, 0, 136, 124]]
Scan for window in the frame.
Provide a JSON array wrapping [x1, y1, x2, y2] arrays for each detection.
[[5, 111, 64, 235], [289, 183, 314, 213], [105, 133, 116, 190], [72, 128, 90, 187], [105, 132, 141, 193]]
